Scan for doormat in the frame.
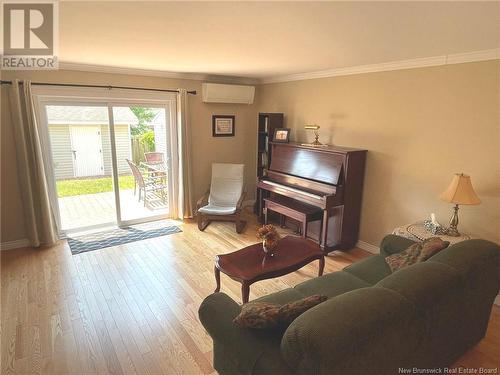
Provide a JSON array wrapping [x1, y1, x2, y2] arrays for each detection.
[[67, 220, 182, 255]]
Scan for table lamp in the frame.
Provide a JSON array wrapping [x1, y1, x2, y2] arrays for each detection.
[[439, 173, 481, 236], [301, 125, 327, 147]]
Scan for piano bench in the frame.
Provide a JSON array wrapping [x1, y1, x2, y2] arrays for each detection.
[[264, 196, 323, 238]]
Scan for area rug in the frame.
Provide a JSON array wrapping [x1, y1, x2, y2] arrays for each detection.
[[67, 220, 182, 255]]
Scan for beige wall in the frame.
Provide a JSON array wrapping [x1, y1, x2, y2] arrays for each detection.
[[2, 61, 499, 247], [258, 60, 500, 246], [0, 69, 258, 242]]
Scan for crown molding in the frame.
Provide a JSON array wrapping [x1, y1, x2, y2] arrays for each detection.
[[58, 61, 259, 85], [260, 48, 500, 84], [55, 48, 499, 86]]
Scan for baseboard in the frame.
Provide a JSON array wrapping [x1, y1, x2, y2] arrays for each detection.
[[356, 240, 379, 254], [1, 238, 30, 251], [495, 294, 500, 306]]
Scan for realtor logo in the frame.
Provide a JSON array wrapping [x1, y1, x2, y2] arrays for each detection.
[[1, 0, 58, 69]]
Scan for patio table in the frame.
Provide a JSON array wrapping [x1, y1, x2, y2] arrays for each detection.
[[140, 161, 167, 174]]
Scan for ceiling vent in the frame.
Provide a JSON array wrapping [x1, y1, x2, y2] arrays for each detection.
[[202, 83, 255, 104]]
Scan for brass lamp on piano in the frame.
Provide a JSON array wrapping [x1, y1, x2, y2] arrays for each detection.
[[301, 125, 327, 147], [257, 142, 367, 252]]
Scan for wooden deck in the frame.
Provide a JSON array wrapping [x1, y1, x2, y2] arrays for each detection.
[[59, 189, 168, 230], [1, 211, 499, 374]]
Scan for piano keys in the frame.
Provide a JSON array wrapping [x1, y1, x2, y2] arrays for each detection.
[[257, 142, 367, 252]]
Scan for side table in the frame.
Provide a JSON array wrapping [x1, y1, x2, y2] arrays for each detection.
[[392, 221, 471, 245]]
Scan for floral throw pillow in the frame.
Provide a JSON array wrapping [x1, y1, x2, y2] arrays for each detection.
[[232, 302, 281, 329], [385, 237, 450, 272], [278, 295, 328, 326], [233, 295, 328, 329]]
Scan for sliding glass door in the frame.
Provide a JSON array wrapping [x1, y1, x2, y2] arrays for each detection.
[[111, 106, 171, 223], [35, 89, 177, 234], [45, 104, 115, 231]]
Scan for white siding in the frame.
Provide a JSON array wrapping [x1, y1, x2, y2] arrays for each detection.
[[153, 109, 168, 159], [49, 123, 132, 180], [101, 125, 113, 176], [101, 125, 131, 175], [48, 125, 74, 180]]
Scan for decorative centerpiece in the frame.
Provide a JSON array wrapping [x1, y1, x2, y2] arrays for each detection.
[[423, 213, 446, 235], [257, 225, 281, 257]]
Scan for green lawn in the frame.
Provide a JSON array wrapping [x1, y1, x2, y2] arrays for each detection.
[[56, 175, 135, 197]]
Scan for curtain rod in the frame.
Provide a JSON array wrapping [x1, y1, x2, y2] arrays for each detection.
[[0, 80, 196, 95]]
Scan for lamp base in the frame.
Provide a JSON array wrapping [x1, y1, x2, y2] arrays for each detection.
[[445, 226, 460, 237], [445, 204, 460, 237]]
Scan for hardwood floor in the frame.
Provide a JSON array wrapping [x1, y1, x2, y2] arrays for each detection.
[[2, 210, 499, 374]]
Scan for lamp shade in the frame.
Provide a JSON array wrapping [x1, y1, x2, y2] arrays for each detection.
[[439, 173, 481, 205]]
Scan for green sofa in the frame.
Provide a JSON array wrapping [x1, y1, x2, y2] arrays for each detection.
[[199, 235, 500, 375]]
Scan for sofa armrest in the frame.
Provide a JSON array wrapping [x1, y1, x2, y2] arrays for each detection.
[[199, 292, 241, 339], [379, 234, 417, 257], [199, 293, 289, 374]]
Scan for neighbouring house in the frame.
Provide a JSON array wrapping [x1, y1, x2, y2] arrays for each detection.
[[150, 108, 168, 157], [46, 106, 138, 179]]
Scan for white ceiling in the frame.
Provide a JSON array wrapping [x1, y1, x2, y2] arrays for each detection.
[[59, 1, 500, 80]]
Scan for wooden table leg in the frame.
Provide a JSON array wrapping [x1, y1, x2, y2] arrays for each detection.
[[214, 266, 221, 293], [241, 282, 250, 304], [318, 256, 325, 276]]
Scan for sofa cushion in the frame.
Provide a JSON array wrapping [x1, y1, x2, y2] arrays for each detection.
[[343, 255, 392, 284], [429, 239, 500, 280], [294, 270, 370, 297], [281, 287, 419, 375], [255, 288, 307, 305], [376, 261, 471, 367], [376, 261, 462, 309]]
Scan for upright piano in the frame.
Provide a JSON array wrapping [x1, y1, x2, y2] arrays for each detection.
[[257, 142, 367, 252]]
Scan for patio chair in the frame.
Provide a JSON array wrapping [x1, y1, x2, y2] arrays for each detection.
[[144, 152, 164, 164], [196, 163, 246, 234], [126, 159, 167, 207]]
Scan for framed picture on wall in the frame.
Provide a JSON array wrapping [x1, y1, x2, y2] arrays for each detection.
[[272, 128, 290, 143], [212, 115, 235, 137]]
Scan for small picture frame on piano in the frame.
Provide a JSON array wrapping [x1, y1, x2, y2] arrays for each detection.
[[272, 128, 290, 143]]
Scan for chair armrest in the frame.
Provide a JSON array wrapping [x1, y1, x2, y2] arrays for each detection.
[[196, 189, 210, 211], [199, 293, 288, 373], [379, 234, 417, 257]]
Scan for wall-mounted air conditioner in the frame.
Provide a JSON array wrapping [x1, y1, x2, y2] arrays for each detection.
[[202, 83, 255, 104]]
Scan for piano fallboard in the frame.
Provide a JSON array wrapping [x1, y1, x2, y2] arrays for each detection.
[[269, 143, 345, 185], [257, 180, 325, 208], [265, 170, 337, 196]]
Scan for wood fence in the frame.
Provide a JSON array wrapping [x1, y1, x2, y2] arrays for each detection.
[[131, 137, 153, 164]]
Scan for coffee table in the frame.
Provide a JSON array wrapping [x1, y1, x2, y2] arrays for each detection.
[[214, 236, 325, 303]]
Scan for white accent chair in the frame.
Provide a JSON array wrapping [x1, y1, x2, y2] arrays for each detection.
[[196, 163, 246, 233]]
